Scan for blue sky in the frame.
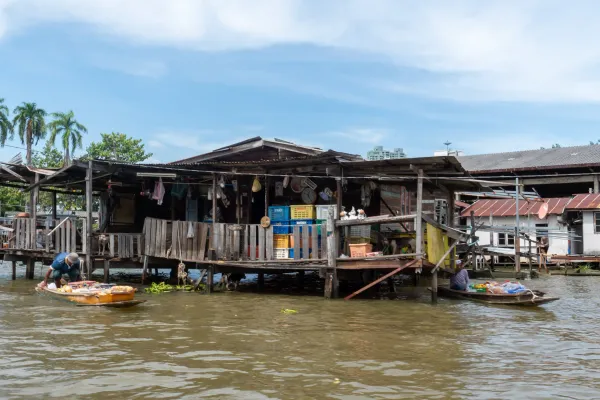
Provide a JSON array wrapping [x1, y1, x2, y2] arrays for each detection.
[[2, 0, 600, 163]]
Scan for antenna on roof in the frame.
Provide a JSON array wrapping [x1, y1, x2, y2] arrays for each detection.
[[444, 141, 452, 153]]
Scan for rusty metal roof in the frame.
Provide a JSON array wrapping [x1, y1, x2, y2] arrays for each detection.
[[461, 197, 571, 217], [564, 193, 600, 210]]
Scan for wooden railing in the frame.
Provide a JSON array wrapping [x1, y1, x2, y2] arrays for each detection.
[[9, 217, 86, 254], [143, 217, 326, 262], [93, 233, 143, 259]]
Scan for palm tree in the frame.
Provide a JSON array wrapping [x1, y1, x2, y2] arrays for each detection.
[[48, 111, 87, 164], [12, 102, 47, 165], [0, 98, 12, 147]]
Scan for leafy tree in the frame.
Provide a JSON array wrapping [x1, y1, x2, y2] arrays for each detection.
[[47, 110, 87, 163], [12, 102, 47, 165], [0, 98, 12, 147], [82, 132, 152, 163], [33, 142, 64, 169], [551, 143, 561, 148], [0, 187, 26, 215]]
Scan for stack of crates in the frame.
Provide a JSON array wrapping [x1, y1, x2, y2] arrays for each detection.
[[268, 206, 291, 259], [290, 205, 316, 258]]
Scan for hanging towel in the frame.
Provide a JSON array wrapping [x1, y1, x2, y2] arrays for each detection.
[[152, 178, 165, 205]]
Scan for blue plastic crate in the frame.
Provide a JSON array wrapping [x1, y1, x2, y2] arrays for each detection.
[[272, 220, 291, 234], [268, 206, 290, 221], [291, 219, 315, 234]]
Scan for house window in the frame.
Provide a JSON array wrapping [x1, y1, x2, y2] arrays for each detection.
[[498, 233, 515, 246], [595, 212, 600, 234]]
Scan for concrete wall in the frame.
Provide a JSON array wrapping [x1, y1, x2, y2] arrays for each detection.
[[582, 211, 600, 254], [475, 215, 569, 255]]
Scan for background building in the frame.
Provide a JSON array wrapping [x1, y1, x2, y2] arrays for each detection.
[[366, 146, 406, 161]]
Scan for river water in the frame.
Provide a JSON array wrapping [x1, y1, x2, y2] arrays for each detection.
[[1, 265, 600, 400]]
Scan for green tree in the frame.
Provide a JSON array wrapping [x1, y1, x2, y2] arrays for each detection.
[[0, 98, 12, 147], [47, 110, 87, 164], [0, 187, 26, 215], [82, 132, 152, 163], [12, 102, 47, 165], [33, 142, 64, 168]]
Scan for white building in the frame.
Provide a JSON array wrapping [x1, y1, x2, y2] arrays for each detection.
[[563, 193, 600, 255], [461, 198, 571, 258]]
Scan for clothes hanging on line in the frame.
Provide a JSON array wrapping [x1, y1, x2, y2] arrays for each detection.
[[152, 178, 165, 205]]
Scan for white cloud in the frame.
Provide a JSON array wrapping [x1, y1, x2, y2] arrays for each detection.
[[3, 1, 600, 101]]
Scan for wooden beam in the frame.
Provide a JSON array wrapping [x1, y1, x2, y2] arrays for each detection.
[[344, 259, 418, 300], [336, 214, 416, 227], [326, 206, 338, 299], [23, 164, 74, 191], [0, 164, 27, 182], [415, 169, 423, 260]]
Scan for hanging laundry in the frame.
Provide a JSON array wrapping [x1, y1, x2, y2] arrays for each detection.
[[152, 178, 165, 205], [171, 181, 187, 199]]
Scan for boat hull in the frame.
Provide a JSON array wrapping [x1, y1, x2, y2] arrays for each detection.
[[433, 286, 559, 306], [36, 287, 141, 307]]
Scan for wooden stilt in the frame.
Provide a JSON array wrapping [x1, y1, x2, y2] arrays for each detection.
[[12, 261, 16, 280], [141, 255, 149, 284], [297, 270, 305, 289], [207, 265, 214, 293], [324, 272, 333, 299], [431, 270, 438, 303], [257, 272, 265, 291], [26, 258, 34, 280], [103, 259, 110, 283], [326, 206, 338, 299]]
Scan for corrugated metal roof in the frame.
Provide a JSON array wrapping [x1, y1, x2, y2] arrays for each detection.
[[461, 197, 570, 217], [564, 193, 600, 210], [458, 144, 600, 173], [455, 200, 470, 209]]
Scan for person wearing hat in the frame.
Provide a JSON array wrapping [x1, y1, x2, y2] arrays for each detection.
[[40, 252, 81, 288]]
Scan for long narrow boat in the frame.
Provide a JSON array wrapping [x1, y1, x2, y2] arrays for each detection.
[[432, 286, 559, 306], [36, 281, 146, 308]]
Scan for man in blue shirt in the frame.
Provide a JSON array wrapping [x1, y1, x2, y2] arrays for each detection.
[[40, 252, 81, 288], [449, 260, 469, 291]]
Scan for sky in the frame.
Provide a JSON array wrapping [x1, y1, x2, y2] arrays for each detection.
[[2, 0, 600, 163]]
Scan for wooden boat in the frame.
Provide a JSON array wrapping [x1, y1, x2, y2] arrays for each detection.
[[36, 281, 146, 308], [432, 286, 559, 306]]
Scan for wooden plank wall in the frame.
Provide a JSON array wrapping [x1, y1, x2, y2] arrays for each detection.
[[141, 217, 325, 262]]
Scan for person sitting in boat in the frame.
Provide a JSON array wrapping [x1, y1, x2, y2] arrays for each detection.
[[40, 252, 81, 289], [449, 260, 469, 291]]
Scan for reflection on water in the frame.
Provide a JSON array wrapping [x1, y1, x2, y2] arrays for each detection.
[[1, 264, 600, 399]]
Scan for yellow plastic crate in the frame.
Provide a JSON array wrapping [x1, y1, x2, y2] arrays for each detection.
[[273, 234, 290, 248], [290, 205, 316, 220]]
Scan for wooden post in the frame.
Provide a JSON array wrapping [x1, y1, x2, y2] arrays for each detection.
[[264, 176, 269, 217], [528, 236, 533, 273], [31, 173, 39, 249], [207, 265, 214, 293], [11, 261, 16, 280], [325, 205, 338, 299], [141, 255, 149, 283], [257, 272, 264, 291], [51, 191, 57, 221], [448, 191, 456, 270], [211, 174, 217, 250], [415, 169, 424, 262], [26, 258, 34, 279], [85, 161, 93, 279], [514, 177, 521, 272], [469, 211, 476, 270], [594, 174, 599, 194], [431, 269, 438, 303], [103, 259, 110, 283]]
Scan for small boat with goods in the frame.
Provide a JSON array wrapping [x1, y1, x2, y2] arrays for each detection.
[[36, 281, 146, 308], [432, 281, 559, 307]]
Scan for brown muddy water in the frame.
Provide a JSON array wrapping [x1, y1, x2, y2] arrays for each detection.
[[1, 265, 600, 400]]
